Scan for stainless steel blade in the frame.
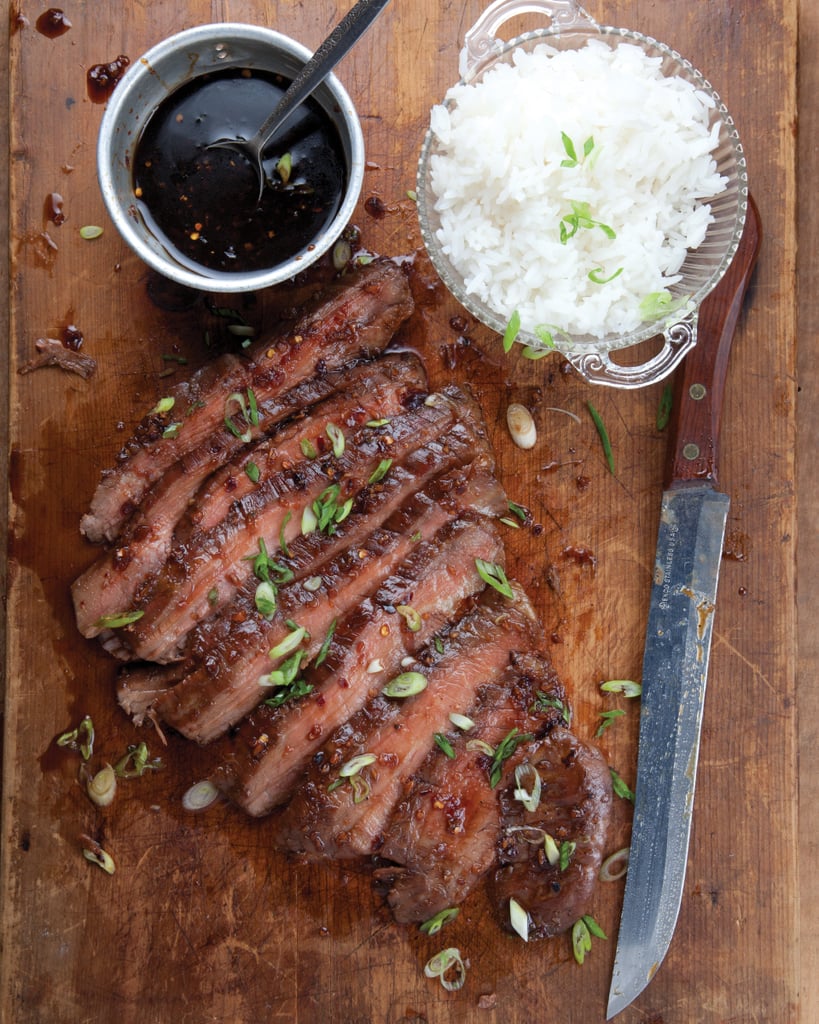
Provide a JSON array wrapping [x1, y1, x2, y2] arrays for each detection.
[[606, 484, 730, 1019]]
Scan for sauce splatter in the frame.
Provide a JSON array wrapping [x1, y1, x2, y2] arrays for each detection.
[[87, 55, 130, 102], [35, 8, 71, 37]]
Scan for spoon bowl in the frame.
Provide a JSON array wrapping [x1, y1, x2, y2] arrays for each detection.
[[209, 0, 392, 203]]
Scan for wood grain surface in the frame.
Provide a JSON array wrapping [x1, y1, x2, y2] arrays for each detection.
[[1, 1, 802, 1022]]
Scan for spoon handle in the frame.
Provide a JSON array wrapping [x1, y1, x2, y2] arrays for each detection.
[[254, 0, 393, 148]]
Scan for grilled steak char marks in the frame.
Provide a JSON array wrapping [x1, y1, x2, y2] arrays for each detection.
[[373, 650, 568, 924], [72, 258, 613, 943], [274, 588, 541, 861], [80, 258, 415, 544], [72, 353, 427, 639], [208, 492, 508, 816], [112, 391, 465, 665], [491, 723, 613, 939]]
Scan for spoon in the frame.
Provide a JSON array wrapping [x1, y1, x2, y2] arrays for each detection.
[[209, 0, 393, 202]]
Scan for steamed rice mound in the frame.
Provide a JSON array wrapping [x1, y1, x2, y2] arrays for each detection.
[[427, 40, 728, 340]]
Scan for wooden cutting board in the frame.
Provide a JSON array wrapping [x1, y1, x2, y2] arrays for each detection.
[[1, 1, 799, 1021]]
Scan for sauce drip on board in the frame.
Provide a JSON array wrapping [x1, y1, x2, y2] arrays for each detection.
[[133, 68, 347, 275]]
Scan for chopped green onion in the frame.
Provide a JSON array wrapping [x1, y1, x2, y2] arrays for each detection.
[[559, 840, 576, 872], [433, 637, 444, 654], [513, 762, 542, 812], [588, 266, 624, 285], [406, 189, 418, 202], [600, 679, 642, 698], [502, 310, 520, 353], [521, 344, 551, 360], [656, 383, 673, 431], [475, 558, 514, 599], [531, 689, 572, 727], [162, 422, 182, 439], [509, 897, 530, 942], [533, 325, 557, 349], [365, 417, 390, 428], [368, 458, 392, 484], [114, 741, 161, 779], [382, 671, 427, 698], [449, 712, 474, 731], [326, 423, 345, 458], [255, 581, 277, 619], [338, 753, 377, 778], [276, 511, 291, 558], [300, 437, 318, 459], [79, 225, 104, 240], [276, 152, 292, 185], [595, 709, 625, 737], [314, 619, 336, 668], [560, 130, 578, 166], [587, 401, 615, 475], [224, 391, 256, 442], [433, 733, 456, 759], [572, 918, 593, 964], [559, 200, 616, 244], [301, 504, 318, 534], [94, 610, 144, 629], [262, 675, 312, 708], [639, 289, 686, 322], [207, 587, 219, 606], [465, 738, 495, 757], [269, 626, 307, 661], [420, 907, 459, 935], [610, 767, 635, 802], [245, 461, 260, 484], [303, 575, 322, 592], [395, 604, 422, 632], [543, 832, 561, 866], [583, 914, 607, 940], [56, 715, 95, 761], [600, 847, 630, 881], [424, 948, 466, 992], [488, 728, 533, 788], [182, 780, 220, 812], [508, 501, 528, 523], [150, 396, 175, 415], [81, 837, 115, 874], [310, 483, 353, 536], [499, 516, 520, 529], [84, 770, 116, 806]]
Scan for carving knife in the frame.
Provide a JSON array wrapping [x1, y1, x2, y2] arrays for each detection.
[[606, 196, 761, 1018]]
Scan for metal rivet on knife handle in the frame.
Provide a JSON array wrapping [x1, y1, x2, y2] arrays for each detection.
[[688, 383, 707, 400], [682, 443, 701, 460]]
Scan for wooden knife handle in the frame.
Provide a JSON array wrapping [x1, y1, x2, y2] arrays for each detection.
[[665, 195, 762, 490]]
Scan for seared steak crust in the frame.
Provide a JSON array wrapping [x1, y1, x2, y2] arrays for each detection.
[[72, 262, 612, 944]]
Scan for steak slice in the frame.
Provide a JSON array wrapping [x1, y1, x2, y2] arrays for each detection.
[[490, 722, 613, 939], [80, 258, 414, 544], [118, 392, 463, 663], [373, 650, 567, 924], [148, 434, 501, 743], [72, 354, 427, 638], [274, 587, 541, 861], [208, 488, 507, 816]]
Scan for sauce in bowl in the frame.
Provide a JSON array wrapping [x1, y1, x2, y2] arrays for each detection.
[[133, 68, 347, 274]]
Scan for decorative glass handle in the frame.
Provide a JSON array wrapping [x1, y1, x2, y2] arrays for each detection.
[[460, 0, 598, 79], [566, 315, 699, 389]]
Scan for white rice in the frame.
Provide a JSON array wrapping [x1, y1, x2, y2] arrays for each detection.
[[427, 40, 728, 340]]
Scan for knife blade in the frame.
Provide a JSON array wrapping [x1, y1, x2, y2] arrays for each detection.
[[606, 196, 761, 1019]]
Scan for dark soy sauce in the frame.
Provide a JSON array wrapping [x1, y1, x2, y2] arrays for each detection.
[[133, 68, 347, 274]]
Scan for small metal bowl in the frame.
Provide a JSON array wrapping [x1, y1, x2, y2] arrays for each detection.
[[417, 0, 749, 388], [97, 23, 365, 293]]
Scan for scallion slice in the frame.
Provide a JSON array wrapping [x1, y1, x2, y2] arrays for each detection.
[[382, 671, 427, 698], [475, 558, 514, 599]]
